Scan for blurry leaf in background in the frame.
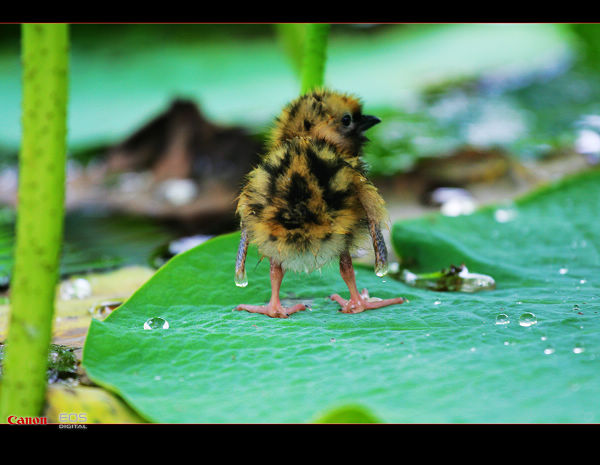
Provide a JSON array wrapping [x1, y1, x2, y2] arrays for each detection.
[[0, 23, 574, 157], [570, 23, 600, 66], [0, 209, 175, 288], [45, 384, 146, 423], [82, 169, 599, 423], [364, 56, 600, 176]]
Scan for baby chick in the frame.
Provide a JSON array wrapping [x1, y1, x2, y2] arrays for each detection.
[[234, 88, 405, 318]]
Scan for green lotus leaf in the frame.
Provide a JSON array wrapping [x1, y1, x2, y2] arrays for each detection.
[[82, 169, 600, 423]]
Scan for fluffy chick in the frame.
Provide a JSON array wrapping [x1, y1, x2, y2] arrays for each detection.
[[234, 88, 405, 318]]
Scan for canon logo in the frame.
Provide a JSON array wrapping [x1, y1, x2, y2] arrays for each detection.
[[7, 416, 48, 425]]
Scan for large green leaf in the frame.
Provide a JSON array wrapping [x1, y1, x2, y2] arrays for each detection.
[[82, 169, 600, 423]]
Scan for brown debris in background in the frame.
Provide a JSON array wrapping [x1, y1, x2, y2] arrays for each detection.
[[413, 147, 513, 186], [62, 99, 264, 234], [106, 99, 262, 184]]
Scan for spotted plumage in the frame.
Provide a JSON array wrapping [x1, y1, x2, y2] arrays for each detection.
[[234, 89, 405, 318]]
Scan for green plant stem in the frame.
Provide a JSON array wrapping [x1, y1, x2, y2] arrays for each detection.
[[0, 24, 69, 421], [300, 24, 330, 94], [274, 24, 307, 76]]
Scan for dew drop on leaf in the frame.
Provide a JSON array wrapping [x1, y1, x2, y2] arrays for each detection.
[[144, 317, 169, 330], [496, 313, 510, 325], [375, 260, 388, 278], [235, 269, 248, 287], [494, 208, 517, 223], [89, 300, 122, 319], [60, 277, 92, 300], [519, 312, 537, 327]]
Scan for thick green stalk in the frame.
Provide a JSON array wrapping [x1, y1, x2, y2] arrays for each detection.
[[300, 24, 330, 94], [0, 24, 69, 421], [275, 23, 307, 76]]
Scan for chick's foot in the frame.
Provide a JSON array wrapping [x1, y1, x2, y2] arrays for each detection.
[[330, 288, 405, 314], [235, 302, 306, 319]]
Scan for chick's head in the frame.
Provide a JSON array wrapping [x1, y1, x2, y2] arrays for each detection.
[[269, 89, 381, 156]]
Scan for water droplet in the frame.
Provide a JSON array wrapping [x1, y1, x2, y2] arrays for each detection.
[[375, 260, 388, 277], [398, 265, 494, 293], [544, 347, 555, 355], [519, 312, 537, 327], [157, 178, 198, 206], [144, 317, 169, 330], [573, 344, 585, 354], [575, 128, 600, 154], [235, 269, 248, 287], [580, 279, 587, 284], [469, 347, 476, 352], [496, 313, 510, 325], [330, 338, 336, 343], [434, 300, 442, 305], [503, 341, 510, 346], [400, 269, 418, 285], [154, 375, 161, 381], [559, 267, 568, 275], [456, 266, 496, 292], [60, 277, 92, 300], [573, 304, 580, 311], [541, 336, 547, 341], [430, 187, 476, 217], [494, 208, 517, 223], [89, 300, 122, 319], [441, 197, 476, 216]]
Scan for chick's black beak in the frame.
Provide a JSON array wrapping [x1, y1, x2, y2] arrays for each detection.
[[358, 114, 381, 132]]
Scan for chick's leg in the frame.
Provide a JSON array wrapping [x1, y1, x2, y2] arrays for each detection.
[[235, 259, 306, 318], [330, 251, 405, 314]]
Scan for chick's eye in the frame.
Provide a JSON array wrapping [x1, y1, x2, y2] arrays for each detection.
[[341, 114, 352, 126]]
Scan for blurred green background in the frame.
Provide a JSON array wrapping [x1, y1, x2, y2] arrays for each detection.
[[0, 24, 597, 164], [0, 22, 598, 283]]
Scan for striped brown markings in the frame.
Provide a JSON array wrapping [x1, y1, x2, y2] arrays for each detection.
[[368, 218, 388, 274], [272, 90, 332, 147], [235, 226, 249, 282], [303, 142, 352, 212], [262, 140, 356, 231]]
